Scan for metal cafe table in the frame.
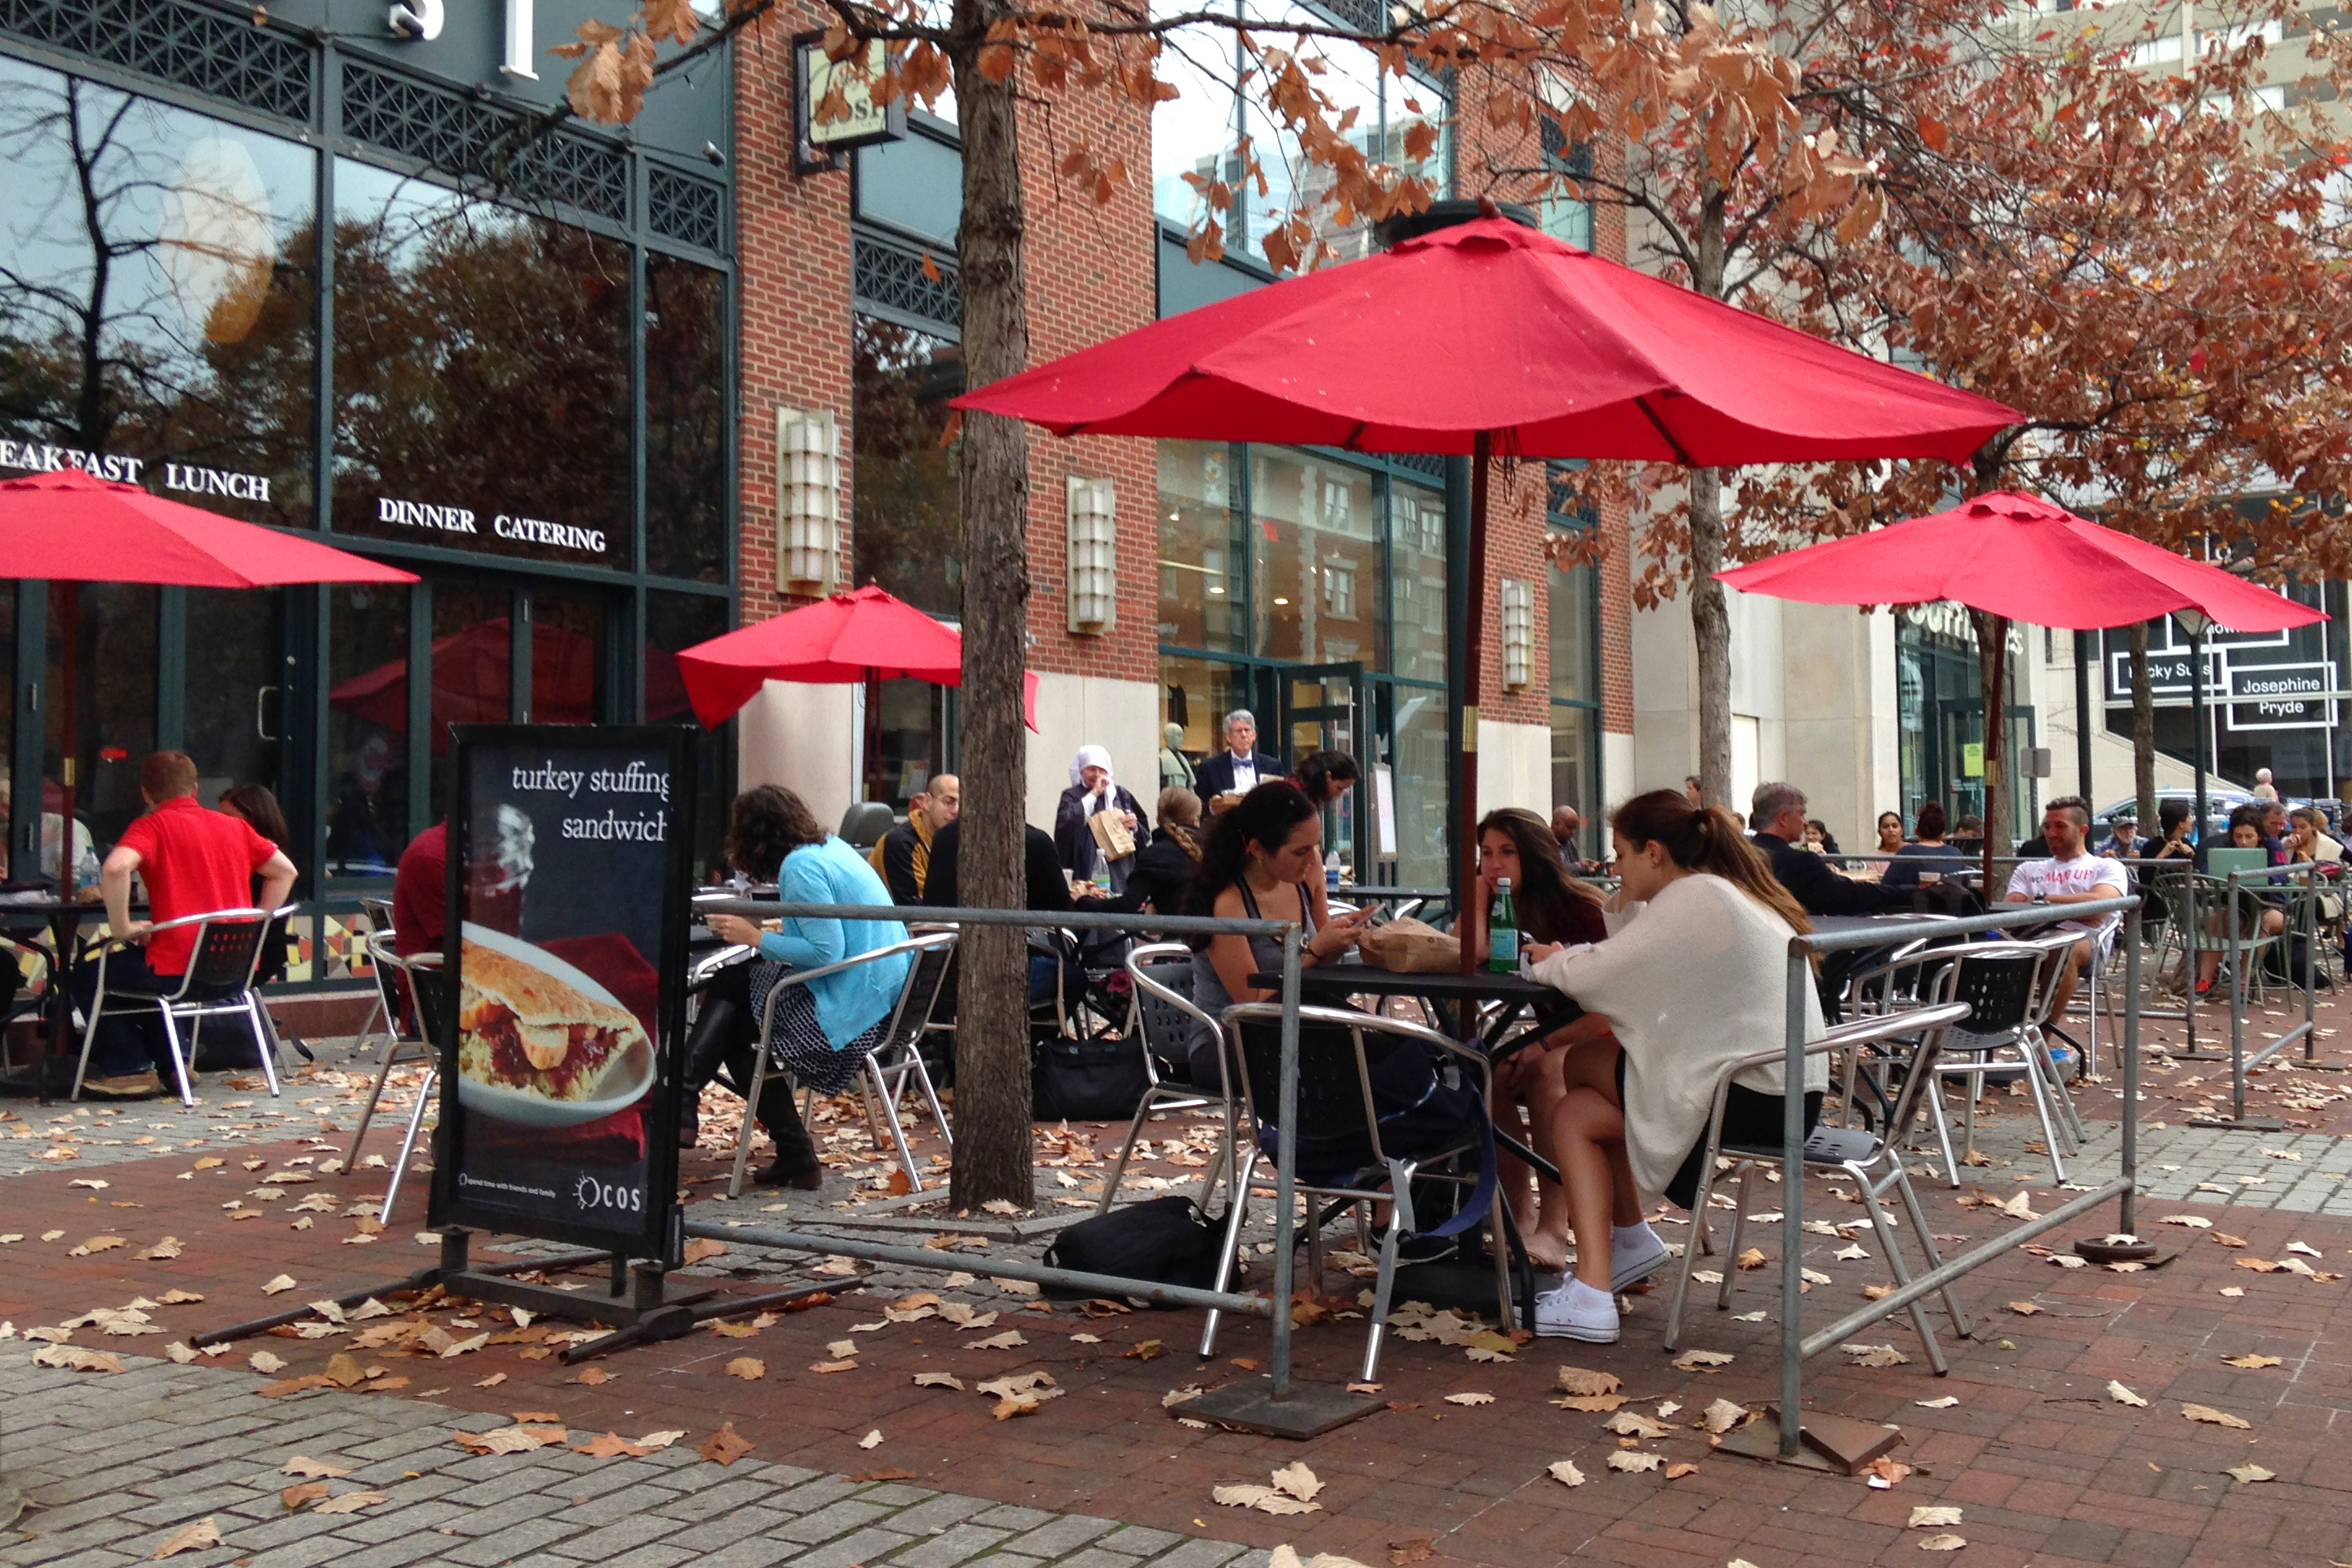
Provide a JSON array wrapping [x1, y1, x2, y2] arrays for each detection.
[[1247, 960, 1585, 1327]]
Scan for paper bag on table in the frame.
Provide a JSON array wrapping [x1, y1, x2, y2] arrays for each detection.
[[1357, 915, 1460, 973], [1088, 810, 1137, 861]]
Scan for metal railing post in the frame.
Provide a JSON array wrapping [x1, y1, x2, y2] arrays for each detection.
[[2303, 874, 2320, 1063], [2122, 898, 2142, 1238], [1778, 945, 1809, 1460], [2229, 870, 2247, 1123], [1269, 921, 1304, 1401]]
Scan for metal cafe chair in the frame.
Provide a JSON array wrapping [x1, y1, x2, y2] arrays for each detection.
[[726, 931, 960, 1199], [346, 896, 402, 1063], [379, 960, 449, 1222], [1915, 939, 2071, 1185], [1202, 1001, 1500, 1382], [71, 904, 296, 1106], [1096, 943, 1236, 1216], [1663, 986, 1976, 1373], [343, 935, 443, 1179]]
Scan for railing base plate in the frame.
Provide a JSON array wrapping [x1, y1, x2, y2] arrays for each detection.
[[1180, 1382, 1385, 1441]]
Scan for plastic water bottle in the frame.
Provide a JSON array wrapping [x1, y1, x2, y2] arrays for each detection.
[[1324, 849, 1342, 892], [1488, 877, 1519, 973]]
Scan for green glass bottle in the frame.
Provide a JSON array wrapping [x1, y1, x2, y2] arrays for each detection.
[[1487, 877, 1519, 973]]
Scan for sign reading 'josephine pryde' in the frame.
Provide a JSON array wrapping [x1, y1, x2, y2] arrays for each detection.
[[429, 724, 696, 1261]]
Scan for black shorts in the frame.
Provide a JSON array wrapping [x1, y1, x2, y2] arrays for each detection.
[[1616, 1053, 1822, 1211]]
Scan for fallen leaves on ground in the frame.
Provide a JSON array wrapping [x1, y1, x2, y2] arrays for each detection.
[[1442, 1391, 1494, 1406], [1214, 1476, 1322, 1515], [2228, 1462, 2276, 1483], [2109, 1381, 2148, 1407], [681, 1238, 727, 1265], [31, 1344, 122, 1373], [1865, 1458, 1912, 1489], [260, 1274, 298, 1295], [1701, 1398, 1748, 1434], [140, 1237, 183, 1260], [1915, 1397, 1959, 1410], [858, 1429, 884, 1450], [1673, 1349, 1733, 1372], [1606, 1450, 1662, 1473], [311, 1492, 389, 1515], [1546, 1459, 1584, 1487], [914, 1372, 965, 1390], [2008, 1301, 2043, 1316], [725, 1357, 766, 1381], [700, 1424, 754, 1465], [1555, 1366, 1620, 1396], [1735, 1247, 1768, 1270], [1910, 1506, 1963, 1527], [1124, 1339, 1164, 1361], [1918, 1536, 1967, 1553], [2183, 1403, 2252, 1428], [1844, 1344, 1911, 1368], [1602, 1410, 1673, 1440], [280, 1457, 351, 1478], [249, 1351, 286, 1374], [966, 1330, 1028, 1350], [67, 1235, 125, 1257], [280, 1482, 329, 1512], [1270, 1462, 1323, 1502], [453, 1424, 568, 1455], [2222, 1353, 2284, 1368], [148, 1519, 221, 1558], [574, 1433, 652, 1458]]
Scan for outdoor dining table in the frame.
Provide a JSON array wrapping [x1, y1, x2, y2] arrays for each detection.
[[0, 893, 147, 1102]]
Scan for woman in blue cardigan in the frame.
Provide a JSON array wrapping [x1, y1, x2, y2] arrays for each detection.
[[694, 786, 912, 1187]]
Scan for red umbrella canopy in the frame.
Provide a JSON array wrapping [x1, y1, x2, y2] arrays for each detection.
[[677, 584, 1043, 730], [952, 217, 2020, 464], [1714, 491, 2326, 633], [0, 468, 415, 586]]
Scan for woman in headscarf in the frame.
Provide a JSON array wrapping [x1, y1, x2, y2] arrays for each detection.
[[1052, 745, 1152, 894]]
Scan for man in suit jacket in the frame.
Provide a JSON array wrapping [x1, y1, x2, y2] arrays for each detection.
[[1193, 708, 1288, 813], [1749, 781, 1902, 917]]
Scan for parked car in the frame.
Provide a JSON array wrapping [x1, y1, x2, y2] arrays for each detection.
[[2095, 789, 2252, 840]]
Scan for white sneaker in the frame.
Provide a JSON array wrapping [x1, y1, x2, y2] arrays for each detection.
[[1533, 1280, 1620, 1342], [1610, 1225, 1673, 1293]]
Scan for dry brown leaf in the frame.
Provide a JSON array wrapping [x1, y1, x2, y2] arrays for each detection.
[[2008, 1301, 2043, 1315], [1865, 1457, 1912, 1489], [1673, 1349, 1734, 1372], [1664, 1463, 1701, 1479], [700, 1423, 754, 1465], [991, 1397, 1043, 1420], [157, 1288, 204, 1304], [1735, 1247, 1768, 1270], [1389, 1536, 1437, 1563], [2227, 1462, 2276, 1483], [148, 1518, 221, 1558], [279, 1481, 329, 1512], [572, 1367, 613, 1385], [913, 1372, 965, 1390], [452, 1424, 567, 1454], [249, 1351, 287, 1374], [68, 1235, 126, 1257], [1270, 1462, 1322, 1502], [1546, 1459, 1584, 1487], [32, 1344, 123, 1373], [1124, 1339, 1165, 1361], [1554, 1366, 1621, 1397], [725, 1357, 766, 1381], [858, 1429, 884, 1450], [1603, 1410, 1673, 1440], [1918, 1536, 1966, 1553], [2109, 1381, 2148, 1407], [2182, 1403, 2252, 1428], [2222, 1354, 2284, 1368], [574, 1432, 653, 1458], [260, 1274, 298, 1295], [1606, 1450, 1662, 1473], [966, 1330, 1028, 1350], [1909, 1506, 1963, 1527], [310, 1491, 389, 1515], [141, 1237, 183, 1261], [2213, 1232, 2247, 1248], [1443, 1391, 1494, 1406], [682, 1237, 727, 1265], [809, 1359, 858, 1374], [1701, 1398, 1748, 1434], [1552, 1394, 1630, 1411], [1844, 1343, 1911, 1368], [279, 1457, 351, 1478]]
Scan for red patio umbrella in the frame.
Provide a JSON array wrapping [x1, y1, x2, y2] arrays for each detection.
[[0, 467, 415, 877], [955, 213, 2022, 952], [675, 583, 1041, 732], [1716, 489, 2327, 883]]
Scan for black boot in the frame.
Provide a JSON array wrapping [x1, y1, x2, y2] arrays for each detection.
[[684, 998, 737, 1087]]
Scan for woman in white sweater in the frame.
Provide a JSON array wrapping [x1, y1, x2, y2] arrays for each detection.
[[1520, 789, 1828, 1343]]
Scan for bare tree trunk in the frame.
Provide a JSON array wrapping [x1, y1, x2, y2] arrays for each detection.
[[1688, 180, 1734, 810], [948, 4, 1035, 1211], [1689, 466, 1733, 810], [2130, 622, 2156, 830], [1971, 609, 2010, 891]]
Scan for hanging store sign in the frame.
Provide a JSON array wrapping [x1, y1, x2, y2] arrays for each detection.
[[430, 724, 696, 1260], [2227, 661, 2337, 732], [2105, 597, 2333, 732], [795, 33, 905, 173], [0, 440, 277, 504]]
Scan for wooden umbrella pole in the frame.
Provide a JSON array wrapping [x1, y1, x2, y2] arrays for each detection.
[[1456, 432, 1491, 976]]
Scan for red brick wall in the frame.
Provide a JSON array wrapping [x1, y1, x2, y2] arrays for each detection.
[[730, 28, 1636, 740]]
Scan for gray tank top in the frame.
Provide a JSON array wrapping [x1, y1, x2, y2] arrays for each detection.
[[1190, 877, 1316, 1021]]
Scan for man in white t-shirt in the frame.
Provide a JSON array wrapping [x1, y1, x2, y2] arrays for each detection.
[[2003, 795, 2128, 1023]]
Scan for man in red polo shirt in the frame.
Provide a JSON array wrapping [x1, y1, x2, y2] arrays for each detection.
[[77, 751, 297, 1095]]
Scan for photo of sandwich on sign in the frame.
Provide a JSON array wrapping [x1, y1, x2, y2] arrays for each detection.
[[456, 922, 655, 1128]]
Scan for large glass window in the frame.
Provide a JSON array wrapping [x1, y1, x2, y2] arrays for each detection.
[[331, 160, 630, 570], [1150, 0, 1245, 233], [51, 582, 156, 853], [425, 578, 514, 816], [530, 587, 608, 725], [1158, 440, 1245, 653], [0, 57, 316, 526], [647, 591, 729, 882], [183, 586, 284, 810], [1252, 448, 1376, 665], [854, 127, 963, 249], [1539, 122, 1594, 251], [644, 254, 727, 582], [325, 582, 410, 875], [1387, 475, 1447, 681], [1382, 681, 1448, 889], [850, 315, 963, 617], [1161, 654, 1252, 769]]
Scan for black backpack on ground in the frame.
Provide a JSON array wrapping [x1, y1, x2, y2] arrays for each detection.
[[1041, 1195, 1223, 1304]]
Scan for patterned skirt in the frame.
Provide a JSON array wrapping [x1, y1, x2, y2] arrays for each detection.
[[751, 959, 889, 1096]]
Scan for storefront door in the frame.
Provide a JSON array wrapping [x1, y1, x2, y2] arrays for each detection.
[[1932, 699, 2037, 837]]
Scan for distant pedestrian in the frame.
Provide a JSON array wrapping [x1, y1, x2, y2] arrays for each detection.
[[2252, 767, 2279, 802], [1053, 745, 1150, 893]]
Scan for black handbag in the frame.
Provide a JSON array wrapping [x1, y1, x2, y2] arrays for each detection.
[[1041, 1195, 1221, 1303], [1031, 1030, 1149, 1122]]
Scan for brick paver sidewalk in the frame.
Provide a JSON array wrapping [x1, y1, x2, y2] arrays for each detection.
[[11, 1003, 2352, 1567]]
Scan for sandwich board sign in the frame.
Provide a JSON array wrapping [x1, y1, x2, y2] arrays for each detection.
[[429, 724, 695, 1261]]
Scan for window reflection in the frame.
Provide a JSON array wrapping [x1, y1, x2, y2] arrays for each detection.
[[331, 161, 629, 569], [1150, 0, 1243, 233], [1387, 476, 1447, 681], [424, 581, 514, 815], [325, 583, 409, 875], [1382, 682, 1447, 889], [49, 583, 156, 855], [645, 254, 727, 583], [0, 57, 316, 524], [1251, 449, 1374, 665], [850, 315, 963, 617], [1157, 440, 1245, 653], [1160, 654, 1251, 769], [529, 588, 607, 725]]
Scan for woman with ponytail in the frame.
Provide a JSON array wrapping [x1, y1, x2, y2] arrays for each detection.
[[1514, 788, 1827, 1343]]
